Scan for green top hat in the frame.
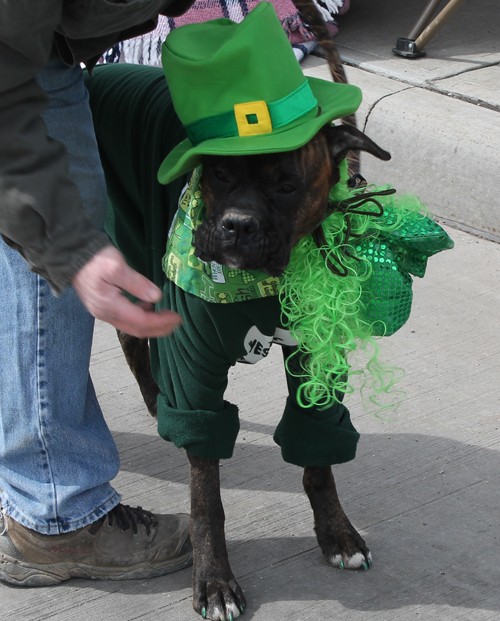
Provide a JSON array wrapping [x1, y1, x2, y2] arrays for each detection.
[[157, 1, 362, 185]]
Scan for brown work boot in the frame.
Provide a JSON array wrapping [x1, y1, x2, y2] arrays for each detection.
[[0, 504, 192, 586]]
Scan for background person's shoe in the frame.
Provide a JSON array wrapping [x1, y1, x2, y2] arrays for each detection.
[[0, 503, 192, 586]]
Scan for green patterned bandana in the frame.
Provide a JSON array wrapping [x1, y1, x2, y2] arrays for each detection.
[[162, 167, 280, 303]]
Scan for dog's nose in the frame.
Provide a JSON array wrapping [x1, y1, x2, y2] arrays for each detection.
[[220, 213, 259, 243]]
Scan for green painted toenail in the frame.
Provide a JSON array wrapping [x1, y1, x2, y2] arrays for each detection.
[[240, 605, 245, 613], [202, 608, 206, 619], [229, 615, 233, 621], [362, 562, 368, 570], [339, 560, 344, 569]]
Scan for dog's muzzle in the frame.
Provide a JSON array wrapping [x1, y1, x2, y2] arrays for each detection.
[[194, 213, 289, 275]]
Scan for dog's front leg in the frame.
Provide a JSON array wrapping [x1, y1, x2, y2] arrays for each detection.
[[116, 330, 159, 416], [188, 452, 246, 620], [303, 466, 372, 570]]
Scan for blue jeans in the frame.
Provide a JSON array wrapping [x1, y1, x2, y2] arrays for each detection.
[[0, 60, 121, 534]]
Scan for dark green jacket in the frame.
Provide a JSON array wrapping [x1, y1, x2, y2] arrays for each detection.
[[0, 0, 193, 293], [86, 64, 360, 467]]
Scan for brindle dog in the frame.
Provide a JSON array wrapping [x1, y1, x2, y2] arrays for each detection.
[[112, 5, 393, 620], [193, 133, 389, 621], [118, 123, 390, 621]]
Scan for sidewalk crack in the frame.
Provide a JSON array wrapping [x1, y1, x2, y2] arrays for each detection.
[[425, 61, 500, 112], [362, 87, 414, 132], [427, 59, 500, 84]]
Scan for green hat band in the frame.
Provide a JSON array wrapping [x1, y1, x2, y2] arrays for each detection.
[[184, 80, 318, 146]]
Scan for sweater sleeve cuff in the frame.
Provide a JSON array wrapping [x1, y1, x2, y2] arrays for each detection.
[[157, 398, 240, 461], [273, 398, 360, 467], [20, 225, 112, 295]]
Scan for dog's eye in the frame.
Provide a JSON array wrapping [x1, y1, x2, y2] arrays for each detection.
[[213, 169, 230, 183], [277, 184, 295, 194]]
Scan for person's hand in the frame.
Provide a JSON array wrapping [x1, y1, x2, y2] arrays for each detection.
[[72, 245, 182, 338]]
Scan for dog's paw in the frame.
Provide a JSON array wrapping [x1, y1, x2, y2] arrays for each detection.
[[326, 550, 372, 570], [194, 577, 246, 620], [317, 522, 372, 571]]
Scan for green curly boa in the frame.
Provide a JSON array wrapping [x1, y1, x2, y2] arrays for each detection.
[[280, 159, 453, 414]]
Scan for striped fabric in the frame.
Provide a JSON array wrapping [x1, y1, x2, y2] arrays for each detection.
[[101, 0, 349, 67]]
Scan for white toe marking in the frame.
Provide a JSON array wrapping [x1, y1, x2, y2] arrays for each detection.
[[209, 602, 240, 620], [345, 552, 366, 569], [226, 602, 240, 619], [329, 554, 343, 567], [328, 551, 371, 569], [209, 606, 224, 621]]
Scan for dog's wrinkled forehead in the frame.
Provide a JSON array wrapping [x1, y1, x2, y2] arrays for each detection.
[[204, 153, 302, 185]]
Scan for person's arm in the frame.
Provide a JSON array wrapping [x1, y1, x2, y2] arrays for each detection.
[[0, 2, 182, 336], [0, 3, 106, 293], [0, 71, 113, 293]]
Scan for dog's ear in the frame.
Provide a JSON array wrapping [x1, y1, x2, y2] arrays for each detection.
[[324, 124, 391, 168]]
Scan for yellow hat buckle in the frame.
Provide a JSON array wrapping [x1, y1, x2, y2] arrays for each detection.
[[234, 101, 273, 137]]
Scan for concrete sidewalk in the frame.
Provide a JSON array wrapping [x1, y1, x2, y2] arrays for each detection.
[[303, 0, 500, 242], [4, 234, 499, 621], [3, 2, 500, 619]]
